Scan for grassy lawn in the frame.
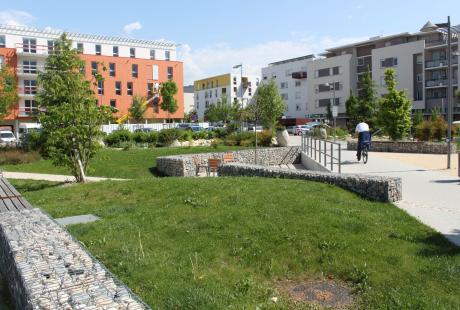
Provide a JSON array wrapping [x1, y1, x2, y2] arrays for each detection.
[[0, 146, 242, 179], [11, 178, 460, 309]]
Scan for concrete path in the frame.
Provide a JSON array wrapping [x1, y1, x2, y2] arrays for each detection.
[[1, 171, 128, 183], [340, 148, 460, 246], [55, 214, 100, 226]]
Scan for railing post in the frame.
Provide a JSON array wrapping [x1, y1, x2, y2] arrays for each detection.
[[331, 143, 334, 171], [319, 140, 322, 164], [338, 143, 342, 174], [324, 140, 327, 166]]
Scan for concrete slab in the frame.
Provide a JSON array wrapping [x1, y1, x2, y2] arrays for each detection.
[[55, 214, 100, 226]]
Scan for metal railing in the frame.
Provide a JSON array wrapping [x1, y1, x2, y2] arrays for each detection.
[[301, 133, 342, 173]]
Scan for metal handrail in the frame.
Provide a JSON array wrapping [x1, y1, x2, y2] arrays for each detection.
[[301, 133, 342, 173]]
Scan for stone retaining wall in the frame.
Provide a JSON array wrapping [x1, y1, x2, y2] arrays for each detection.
[[347, 141, 457, 154], [219, 163, 402, 202], [157, 147, 301, 177], [0, 209, 150, 310]]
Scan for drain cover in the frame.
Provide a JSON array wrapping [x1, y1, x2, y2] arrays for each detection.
[[291, 281, 353, 308]]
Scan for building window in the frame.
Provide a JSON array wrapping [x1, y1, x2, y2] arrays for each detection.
[[47, 40, 55, 54], [380, 57, 398, 68], [98, 80, 104, 95], [132, 64, 138, 78], [113, 46, 119, 57], [295, 81, 301, 87], [280, 82, 288, 89], [24, 80, 37, 94], [152, 65, 159, 80], [127, 82, 133, 95], [167, 67, 173, 80], [24, 100, 37, 115], [148, 83, 154, 98], [222, 87, 227, 95], [233, 77, 237, 85], [22, 61, 37, 74], [110, 99, 116, 108], [281, 93, 288, 100], [165, 50, 170, 61], [233, 87, 237, 93], [91, 61, 98, 74], [296, 104, 301, 111], [115, 81, 121, 95], [316, 68, 330, 78], [248, 88, 252, 96], [22, 38, 37, 53], [77, 43, 83, 53], [130, 48, 136, 58], [332, 66, 340, 75], [150, 49, 156, 60], [0, 35, 5, 48], [109, 63, 116, 77], [95, 44, 101, 55]]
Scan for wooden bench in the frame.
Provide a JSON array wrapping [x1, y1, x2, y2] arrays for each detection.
[[0, 178, 33, 213]]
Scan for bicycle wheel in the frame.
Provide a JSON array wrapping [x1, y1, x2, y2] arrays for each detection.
[[362, 146, 369, 164]]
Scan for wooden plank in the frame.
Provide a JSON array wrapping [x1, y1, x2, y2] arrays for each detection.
[[10, 197, 24, 211], [0, 179, 15, 198], [1, 178, 21, 197], [0, 200, 8, 212], [2, 198, 15, 211], [17, 197, 33, 210], [0, 181, 7, 199]]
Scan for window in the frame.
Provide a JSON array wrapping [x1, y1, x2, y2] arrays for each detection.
[[233, 87, 237, 93], [22, 38, 37, 53], [167, 67, 173, 80], [113, 46, 119, 57], [77, 43, 83, 53], [316, 68, 330, 78], [132, 64, 138, 78], [23, 61, 37, 74], [222, 87, 227, 95], [248, 88, 252, 96], [296, 104, 301, 111], [115, 81, 121, 95], [130, 48, 136, 58], [281, 93, 288, 100], [416, 73, 423, 82], [295, 92, 301, 99], [205, 101, 210, 108], [295, 81, 301, 87], [380, 57, 398, 68], [152, 65, 159, 80], [165, 50, 170, 61], [148, 83, 154, 98], [24, 100, 37, 115], [109, 63, 116, 77], [91, 61, 98, 74], [317, 98, 331, 107], [24, 80, 37, 94], [150, 49, 156, 60], [95, 44, 101, 55], [110, 99, 116, 108], [233, 77, 237, 85], [332, 66, 340, 75], [280, 82, 288, 89], [416, 54, 423, 64], [98, 80, 104, 95], [127, 82, 133, 95], [0, 35, 5, 48], [47, 40, 55, 54]]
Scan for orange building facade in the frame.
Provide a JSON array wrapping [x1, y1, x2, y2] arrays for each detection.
[[0, 24, 183, 133]]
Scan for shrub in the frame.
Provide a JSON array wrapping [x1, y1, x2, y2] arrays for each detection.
[[224, 132, 254, 146], [257, 130, 272, 147], [415, 120, 432, 141], [431, 116, 447, 141], [132, 132, 149, 144], [192, 131, 208, 140], [179, 130, 193, 142], [146, 131, 159, 145], [0, 149, 41, 165], [158, 128, 181, 146], [213, 128, 227, 139], [104, 129, 132, 147], [211, 139, 223, 148], [22, 130, 48, 156], [240, 139, 254, 147]]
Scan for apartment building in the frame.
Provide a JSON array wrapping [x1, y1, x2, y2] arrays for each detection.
[[194, 73, 260, 120], [0, 24, 184, 134], [183, 85, 195, 114], [263, 21, 459, 122]]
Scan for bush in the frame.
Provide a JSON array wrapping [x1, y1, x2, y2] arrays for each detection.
[[104, 129, 132, 147], [158, 128, 181, 146], [431, 116, 447, 141], [213, 128, 227, 139], [211, 138, 223, 148], [224, 132, 254, 146], [240, 139, 254, 147], [22, 130, 48, 156], [179, 130, 193, 142], [0, 149, 41, 165], [132, 132, 149, 144], [192, 131, 208, 140], [415, 120, 432, 141], [146, 131, 159, 146], [257, 130, 272, 147]]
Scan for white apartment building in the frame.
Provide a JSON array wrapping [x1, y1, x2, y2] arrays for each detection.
[[183, 85, 195, 114], [194, 73, 260, 120], [263, 21, 460, 122]]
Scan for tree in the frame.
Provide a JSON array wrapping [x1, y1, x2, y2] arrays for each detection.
[[128, 95, 148, 123], [326, 101, 333, 122], [412, 109, 424, 128], [345, 90, 359, 132], [357, 67, 377, 123], [377, 68, 412, 141], [456, 90, 460, 103], [35, 33, 113, 183], [160, 81, 178, 121], [184, 109, 197, 123], [251, 79, 286, 132], [0, 65, 18, 121], [204, 96, 234, 124]]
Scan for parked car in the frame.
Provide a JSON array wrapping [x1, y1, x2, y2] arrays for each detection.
[[248, 126, 263, 132], [188, 125, 204, 132], [134, 128, 156, 133], [0, 130, 19, 146], [286, 126, 297, 135], [177, 123, 191, 130], [295, 125, 310, 135]]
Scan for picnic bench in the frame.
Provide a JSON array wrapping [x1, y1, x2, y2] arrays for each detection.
[[0, 177, 33, 213]]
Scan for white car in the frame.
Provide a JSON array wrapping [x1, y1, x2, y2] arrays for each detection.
[[0, 130, 19, 146]]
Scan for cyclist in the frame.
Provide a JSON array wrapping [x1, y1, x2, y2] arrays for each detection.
[[355, 120, 371, 161]]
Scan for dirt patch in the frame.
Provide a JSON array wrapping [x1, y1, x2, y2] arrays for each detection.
[[279, 280, 354, 309]]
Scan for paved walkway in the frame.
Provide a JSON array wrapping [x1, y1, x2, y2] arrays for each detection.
[[340, 148, 460, 246], [1, 171, 127, 183]]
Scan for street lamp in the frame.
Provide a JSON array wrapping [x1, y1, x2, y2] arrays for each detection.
[[421, 16, 459, 169], [233, 64, 243, 132], [325, 82, 337, 141]]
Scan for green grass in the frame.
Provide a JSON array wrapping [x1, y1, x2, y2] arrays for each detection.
[[0, 146, 242, 179], [12, 178, 460, 309]]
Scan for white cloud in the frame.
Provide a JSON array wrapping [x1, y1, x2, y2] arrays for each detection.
[[0, 10, 35, 26], [123, 21, 142, 35], [178, 35, 368, 85]]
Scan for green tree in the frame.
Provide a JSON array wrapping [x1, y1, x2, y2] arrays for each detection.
[[357, 67, 377, 123], [412, 109, 424, 128], [128, 95, 148, 123], [160, 81, 178, 121], [345, 90, 359, 132], [0, 65, 18, 120], [35, 33, 113, 183], [251, 79, 286, 133], [377, 68, 412, 140], [326, 101, 333, 122], [456, 90, 460, 103], [184, 109, 197, 123], [204, 96, 234, 124]]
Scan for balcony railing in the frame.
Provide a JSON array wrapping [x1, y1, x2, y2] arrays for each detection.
[[17, 87, 38, 95], [291, 71, 307, 79], [425, 79, 458, 87], [357, 65, 372, 74], [425, 58, 459, 68], [18, 107, 39, 117], [15, 44, 50, 56], [16, 65, 45, 75]]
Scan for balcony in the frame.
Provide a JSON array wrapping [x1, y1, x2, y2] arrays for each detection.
[[18, 107, 39, 118], [15, 44, 50, 57], [17, 87, 38, 97], [16, 65, 44, 77], [425, 79, 458, 88], [425, 58, 458, 69], [291, 71, 307, 79]]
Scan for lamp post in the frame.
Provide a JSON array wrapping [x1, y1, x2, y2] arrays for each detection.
[[421, 16, 459, 169], [233, 64, 243, 132], [325, 82, 337, 141]]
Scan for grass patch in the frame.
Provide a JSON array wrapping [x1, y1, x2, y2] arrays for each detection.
[[1, 146, 243, 179], [13, 178, 460, 309]]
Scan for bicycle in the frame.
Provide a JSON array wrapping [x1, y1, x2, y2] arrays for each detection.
[[359, 129, 381, 164]]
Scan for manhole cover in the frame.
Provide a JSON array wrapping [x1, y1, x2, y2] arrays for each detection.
[[290, 281, 353, 308]]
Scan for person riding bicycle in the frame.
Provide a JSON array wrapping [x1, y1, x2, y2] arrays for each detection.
[[355, 120, 371, 161]]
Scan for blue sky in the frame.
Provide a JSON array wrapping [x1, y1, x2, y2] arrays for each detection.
[[1, 0, 459, 84]]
